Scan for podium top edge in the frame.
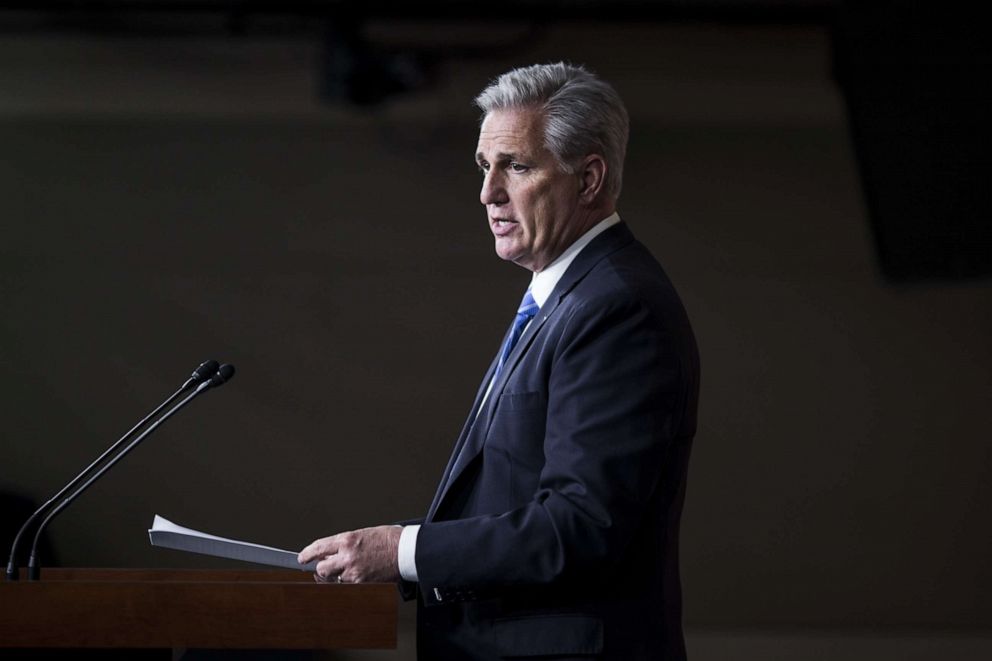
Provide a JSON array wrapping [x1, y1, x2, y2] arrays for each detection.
[[4, 568, 394, 587]]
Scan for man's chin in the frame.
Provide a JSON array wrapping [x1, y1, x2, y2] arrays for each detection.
[[494, 238, 538, 270], [493, 239, 517, 262], [496, 251, 537, 272]]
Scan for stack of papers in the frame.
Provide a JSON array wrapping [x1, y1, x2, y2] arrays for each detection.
[[148, 515, 317, 572]]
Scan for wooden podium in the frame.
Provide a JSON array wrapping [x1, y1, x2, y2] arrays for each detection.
[[0, 568, 396, 651]]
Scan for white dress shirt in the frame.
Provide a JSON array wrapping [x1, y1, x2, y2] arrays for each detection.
[[398, 212, 622, 582]]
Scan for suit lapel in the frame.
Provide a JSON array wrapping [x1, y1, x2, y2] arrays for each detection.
[[427, 300, 560, 520], [427, 222, 636, 520], [425, 327, 506, 521]]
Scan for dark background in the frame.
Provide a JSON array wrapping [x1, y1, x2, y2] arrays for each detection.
[[2, 2, 990, 658]]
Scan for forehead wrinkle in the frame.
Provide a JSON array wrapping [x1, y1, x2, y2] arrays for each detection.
[[477, 132, 535, 162], [477, 109, 544, 163]]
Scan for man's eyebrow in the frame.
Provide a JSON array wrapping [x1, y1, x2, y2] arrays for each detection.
[[475, 150, 520, 164]]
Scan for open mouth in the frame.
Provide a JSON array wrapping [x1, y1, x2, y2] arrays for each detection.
[[491, 218, 518, 236]]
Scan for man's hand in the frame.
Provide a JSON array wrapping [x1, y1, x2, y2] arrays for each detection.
[[298, 525, 402, 584]]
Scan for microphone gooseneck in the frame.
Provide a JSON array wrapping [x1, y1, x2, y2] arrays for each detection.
[[4, 359, 225, 582], [25, 362, 236, 581]]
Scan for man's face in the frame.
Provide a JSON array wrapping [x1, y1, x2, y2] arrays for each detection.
[[475, 108, 585, 272]]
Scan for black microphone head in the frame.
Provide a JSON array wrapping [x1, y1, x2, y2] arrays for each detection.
[[209, 364, 236, 387], [191, 360, 220, 384]]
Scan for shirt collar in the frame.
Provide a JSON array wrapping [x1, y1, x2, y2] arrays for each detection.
[[530, 212, 621, 308]]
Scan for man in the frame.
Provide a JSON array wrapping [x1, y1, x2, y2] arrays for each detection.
[[300, 62, 699, 660]]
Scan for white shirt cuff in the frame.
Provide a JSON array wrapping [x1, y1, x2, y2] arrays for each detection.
[[397, 524, 420, 582]]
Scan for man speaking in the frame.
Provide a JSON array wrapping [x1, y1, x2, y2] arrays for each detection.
[[300, 62, 700, 661]]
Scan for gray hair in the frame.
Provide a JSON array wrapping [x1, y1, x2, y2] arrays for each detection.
[[474, 62, 629, 200]]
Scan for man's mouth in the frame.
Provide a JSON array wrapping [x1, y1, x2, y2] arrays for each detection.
[[491, 218, 518, 236]]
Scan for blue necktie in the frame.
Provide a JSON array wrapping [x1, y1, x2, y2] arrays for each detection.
[[494, 288, 539, 379]]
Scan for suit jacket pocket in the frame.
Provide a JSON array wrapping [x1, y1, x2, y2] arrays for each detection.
[[488, 390, 548, 475], [493, 614, 603, 658], [497, 390, 547, 412]]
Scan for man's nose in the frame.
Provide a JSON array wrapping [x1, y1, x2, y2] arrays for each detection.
[[480, 171, 507, 206]]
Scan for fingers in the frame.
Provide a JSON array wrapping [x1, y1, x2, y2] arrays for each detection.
[[298, 535, 342, 565], [301, 533, 346, 582], [315, 556, 344, 582], [300, 526, 402, 584]]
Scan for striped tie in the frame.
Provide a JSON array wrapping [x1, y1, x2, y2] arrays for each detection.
[[494, 287, 539, 379]]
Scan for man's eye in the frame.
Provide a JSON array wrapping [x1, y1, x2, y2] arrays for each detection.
[[477, 162, 489, 174], [509, 162, 529, 173]]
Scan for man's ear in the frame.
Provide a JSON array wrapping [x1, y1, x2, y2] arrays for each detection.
[[578, 154, 607, 205]]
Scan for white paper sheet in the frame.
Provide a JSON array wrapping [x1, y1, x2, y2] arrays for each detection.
[[148, 515, 316, 571]]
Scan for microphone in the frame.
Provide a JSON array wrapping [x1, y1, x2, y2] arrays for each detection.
[[205, 363, 236, 388], [184, 360, 222, 390], [4, 359, 222, 581], [24, 363, 236, 580]]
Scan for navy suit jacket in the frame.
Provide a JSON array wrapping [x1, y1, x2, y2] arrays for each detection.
[[412, 222, 699, 660]]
